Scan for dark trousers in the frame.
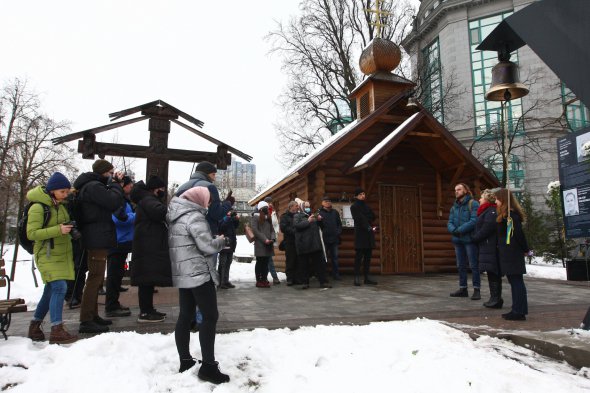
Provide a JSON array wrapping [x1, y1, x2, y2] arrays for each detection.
[[354, 248, 372, 277], [138, 285, 155, 314], [255, 256, 270, 282], [298, 250, 328, 285], [507, 274, 528, 315], [284, 241, 298, 282], [67, 248, 87, 302], [175, 281, 218, 364], [218, 252, 233, 285], [325, 242, 340, 278], [79, 249, 108, 322], [105, 251, 127, 311]]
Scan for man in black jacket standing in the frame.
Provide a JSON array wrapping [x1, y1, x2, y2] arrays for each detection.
[[350, 188, 377, 286], [318, 196, 342, 280], [73, 159, 125, 334], [280, 201, 300, 286]]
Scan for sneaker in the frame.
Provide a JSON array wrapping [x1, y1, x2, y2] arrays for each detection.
[[137, 312, 165, 323], [93, 315, 113, 326], [79, 321, 109, 334], [152, 309, 167, 318], [105, 308, 131, 318], [198, 361, 230, 384]]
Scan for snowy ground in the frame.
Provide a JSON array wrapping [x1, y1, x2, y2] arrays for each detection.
[[2, 240, 589, 392]]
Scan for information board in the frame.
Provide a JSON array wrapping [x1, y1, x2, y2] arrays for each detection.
[[557, 127, 590, 238]]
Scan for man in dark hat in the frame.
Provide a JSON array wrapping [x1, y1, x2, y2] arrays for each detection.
[[318, 195, 342, 280], [72, 159, 125, 333], [105, 176, 135, 318], [175, 161, 234, 234], [350, 188, 377, 286]]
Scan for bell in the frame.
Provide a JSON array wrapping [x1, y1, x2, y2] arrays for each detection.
[[486, 60, 529, 101], [406, 96, 419, 109]]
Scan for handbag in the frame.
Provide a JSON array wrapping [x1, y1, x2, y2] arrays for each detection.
[[245, 225, 255, 243], [278, 239, 286, 251]]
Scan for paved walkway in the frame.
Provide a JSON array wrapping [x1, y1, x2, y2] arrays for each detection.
[[5, 273, 590, 367]]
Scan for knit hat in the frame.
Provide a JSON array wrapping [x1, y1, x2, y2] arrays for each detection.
[[181, 186, 210, 208], [195, 161, 217, 175], [257, 201, 269, 211], [354, 187, 365, 197], [322, 195, 332, 202], [146, 175, 166, 190], [122, 176, 134, 187], [46, 172, 71, 191], [264, 196, 273, 203], [92, 159, 114, 174]]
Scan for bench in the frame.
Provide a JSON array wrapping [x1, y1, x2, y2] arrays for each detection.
[[0, 259, 28, 340]]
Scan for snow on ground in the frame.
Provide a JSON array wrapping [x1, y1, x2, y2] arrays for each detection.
[[1, 319, 589, 392]]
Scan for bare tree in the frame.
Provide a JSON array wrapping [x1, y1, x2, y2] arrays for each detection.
[[268, 0, 415, 167]]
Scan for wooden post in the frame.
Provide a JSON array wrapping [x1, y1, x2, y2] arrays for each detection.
[[146, 118, 171, 184]]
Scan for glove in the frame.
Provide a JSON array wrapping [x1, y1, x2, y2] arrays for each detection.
[[452, 229, 460, 236]]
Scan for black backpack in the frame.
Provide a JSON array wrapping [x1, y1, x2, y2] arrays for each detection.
[[18, 202, 51, 254]]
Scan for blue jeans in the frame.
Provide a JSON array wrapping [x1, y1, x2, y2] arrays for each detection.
[[325, 242, 340, 278], [34, 280, 67, 326], [268, 256, 279, 280], [507, 274, 528, 315], [454, 243, 480, 289]]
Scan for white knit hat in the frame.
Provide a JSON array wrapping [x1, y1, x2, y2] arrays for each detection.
[[257, 201, 269, 210]]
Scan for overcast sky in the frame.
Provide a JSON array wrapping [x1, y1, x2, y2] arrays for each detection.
[[2, 0, 419, 188]]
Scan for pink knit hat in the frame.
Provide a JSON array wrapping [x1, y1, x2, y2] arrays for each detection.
[[180, 186, 210, 208]]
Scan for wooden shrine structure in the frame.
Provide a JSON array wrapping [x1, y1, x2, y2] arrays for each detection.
[[250, 38, 499, 275], [52, 100, 252, 183]]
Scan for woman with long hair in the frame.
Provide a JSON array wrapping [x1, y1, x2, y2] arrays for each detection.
[[494, 188, 530, 321], [471, 189, 502, 308], [251, 201, 276, 288]]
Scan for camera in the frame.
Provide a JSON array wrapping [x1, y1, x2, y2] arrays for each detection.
[[64, 221, 82, 240]]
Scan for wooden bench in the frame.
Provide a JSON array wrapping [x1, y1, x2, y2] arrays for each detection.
[[0, 259, 28, 340]]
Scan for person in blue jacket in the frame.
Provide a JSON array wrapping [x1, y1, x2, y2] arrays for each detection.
[[105, 176, 135, 317], [447, 183, 480, 300]]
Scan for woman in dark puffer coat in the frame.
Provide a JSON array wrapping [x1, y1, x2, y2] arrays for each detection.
[[494, 188, 530, 321], [471, 189, 502, 308], [130, 176, 172, 323]]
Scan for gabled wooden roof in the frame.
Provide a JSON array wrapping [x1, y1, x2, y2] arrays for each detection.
[[250, 91, 498, 203]]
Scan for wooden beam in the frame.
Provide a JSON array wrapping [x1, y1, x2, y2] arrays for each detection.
[[52, 116, 148, 145], [378, 114, 407, 124], [171, 119, 253, 162], [449, 164, 465, 189], [408, 131, 440, 138], [366, 156, 387, 197], [77, 141, 221, 163]]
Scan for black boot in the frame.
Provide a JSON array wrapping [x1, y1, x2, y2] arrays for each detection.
[[471, 288, 481, 300], [198, 361, 230, 384], [353, 276, 361, 286], [179, 358, 197, 373], [483, 280, 504, 308], [450, 288, 468, 297]]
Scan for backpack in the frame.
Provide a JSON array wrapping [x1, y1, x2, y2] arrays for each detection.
[[18, 202, 51, 254]]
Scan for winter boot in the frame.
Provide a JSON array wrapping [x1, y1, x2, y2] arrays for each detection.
[[179, 358, 197, 373], [471, 288, 481, 300], [483, 280, 504, 308], [28, 320, 45, 342], [450, 288, 468, 297], [49, 323, 78, 344], [198, 361, 230, 384], [364, 276, 378, 285], [353, 276, 361, 286]]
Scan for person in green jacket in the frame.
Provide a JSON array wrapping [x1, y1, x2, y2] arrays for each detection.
[[26, 172, 78, 344]]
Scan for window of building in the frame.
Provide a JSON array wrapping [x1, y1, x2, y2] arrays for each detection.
[[469, 12, 524, 137], [561, 83, 590, 131], [486, 153, 525, 192], [421, 37, 444, 123]]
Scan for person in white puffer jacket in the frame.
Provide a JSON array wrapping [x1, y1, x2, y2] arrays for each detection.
[[166, 186, 230, 384]]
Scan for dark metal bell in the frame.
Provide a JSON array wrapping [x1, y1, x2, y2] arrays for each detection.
[[486, 60, 529, 101]]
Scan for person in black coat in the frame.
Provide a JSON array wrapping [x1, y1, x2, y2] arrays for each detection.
[[350, 188, 377, 286], [218, 210, 239, 289], [72, 159, 125, 334], [280, 201, 300, 285], [494, 188, 530, 321], [318, 196, 343, 280], [471, 189, 503, 308], [293, 200, 331, 289], [130, 176, 173, 323]]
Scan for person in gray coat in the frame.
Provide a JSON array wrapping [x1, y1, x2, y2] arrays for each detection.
[[167, 186, 229, 384], [251, 201, 276, 288]]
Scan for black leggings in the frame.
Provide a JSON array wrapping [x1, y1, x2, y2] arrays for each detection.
[[175, 280, 218, 363]]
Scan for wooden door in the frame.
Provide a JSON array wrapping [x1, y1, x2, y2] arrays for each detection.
[[380, 185, 423, 273]]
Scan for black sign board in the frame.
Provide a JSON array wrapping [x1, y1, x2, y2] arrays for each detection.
[[557, 127, 590, 238]]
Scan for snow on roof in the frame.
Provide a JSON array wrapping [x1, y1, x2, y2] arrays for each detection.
[[353, 112, 420, 168], [249, 119, 360, 203]]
